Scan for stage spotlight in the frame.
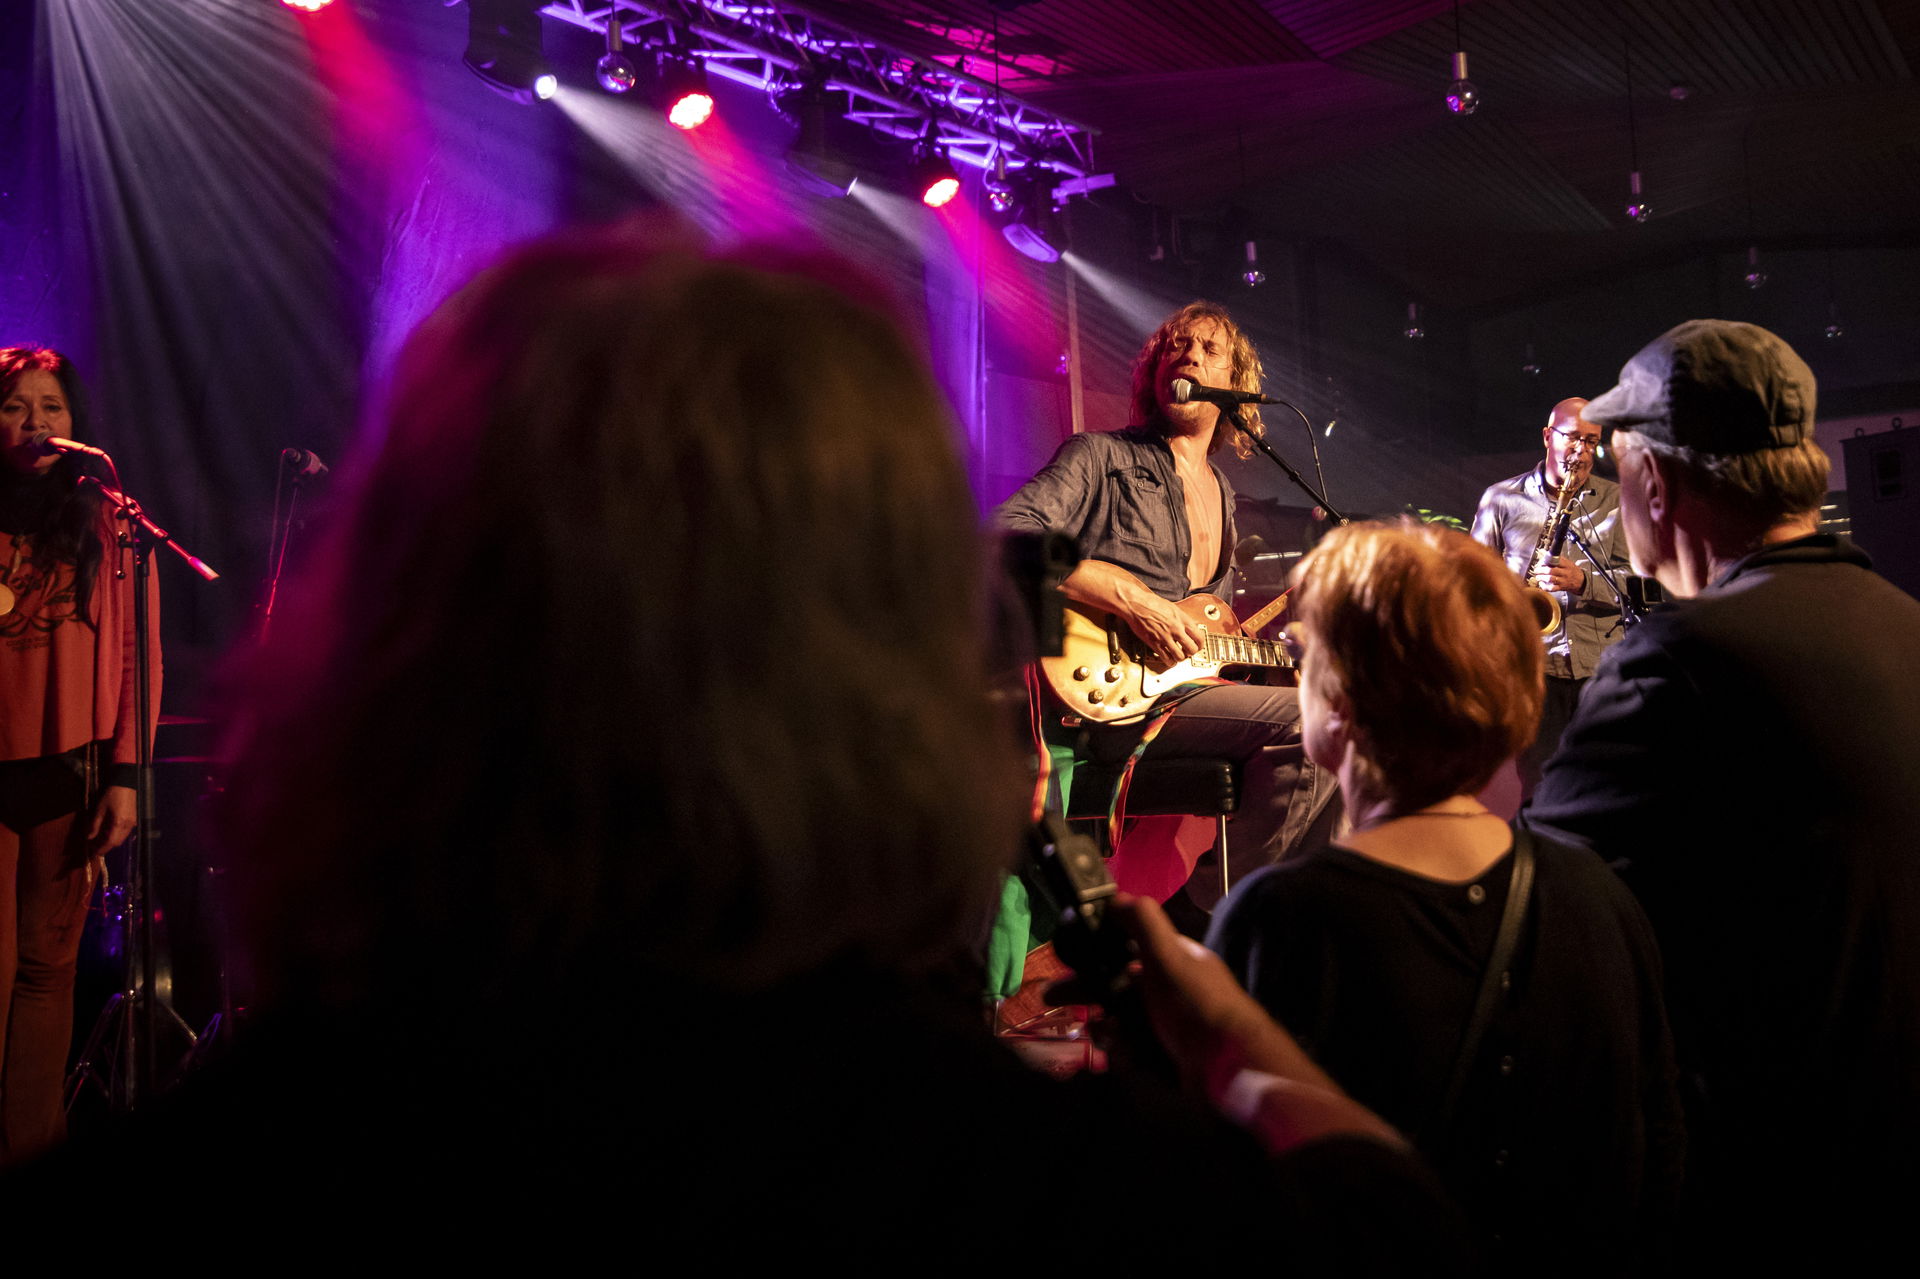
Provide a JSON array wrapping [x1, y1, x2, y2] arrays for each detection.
[[282, 0, 335, 11], [785, 75, 857, 197], [1242, 240, 1266, 287], [597, 18, 637, 94], [1445, 51, 1480, 115], [983, 152, 1015, 213], [1624, 170, 1652, 223], [660, 55, 714, 130], [464, 0, 554, 106], [1001, 169, 1065, 263], [915, 149, 961, 208]]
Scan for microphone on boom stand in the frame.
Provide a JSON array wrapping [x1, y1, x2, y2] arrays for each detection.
[[1170, 380, 1346, 526]]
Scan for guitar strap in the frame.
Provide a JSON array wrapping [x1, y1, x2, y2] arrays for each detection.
[[1105, 678, 1233, 851], [1023, 665, 1055, 823]]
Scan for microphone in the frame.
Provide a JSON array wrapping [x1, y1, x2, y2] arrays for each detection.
[[32, 435, 110, 459], [281, 447, 329, 477], [1170, 378, 1278, 407]]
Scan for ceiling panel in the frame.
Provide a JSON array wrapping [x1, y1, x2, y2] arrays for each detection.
[[823, 0, 1920, 305]]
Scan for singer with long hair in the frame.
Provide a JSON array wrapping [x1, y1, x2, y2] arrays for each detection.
[[0, 346, 158, 1163]]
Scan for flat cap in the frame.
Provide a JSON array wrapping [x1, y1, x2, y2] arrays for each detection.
[[1584, 319, 1815, 454]]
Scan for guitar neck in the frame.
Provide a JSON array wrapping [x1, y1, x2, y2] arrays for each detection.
[[1200, 628, 1290, 670], [1238, 589, 1291, 639]]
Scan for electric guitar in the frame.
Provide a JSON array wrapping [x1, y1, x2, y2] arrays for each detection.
[[1040, 591, 1294, 723]]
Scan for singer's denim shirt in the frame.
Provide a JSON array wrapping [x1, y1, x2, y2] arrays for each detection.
[[1469, 463, 1630, 679], [994, 424, 1236, 603]]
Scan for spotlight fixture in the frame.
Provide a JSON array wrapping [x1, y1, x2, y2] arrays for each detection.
[[597, 17, 636, 95], [463, 0, 555, 106], [914, 147, 961, 208], [282, 0, 335, 11], [1625, 170, 1652, 223], [784, 74, 856, 198], [660, 53, 714, 130], [1445, 1, 1478, 114], [1001, 168, 1065, 263], [1824, 251, 1846, 340], [984, 152, 1015, 214], [1242, 241, 1266, 287], [1620, 36, 1651, 223], [1403, 302, 1425, 341], [1739, 134, 1767, 287], [982, 15, 1016, 215], [1446, 53, 1480, 114]]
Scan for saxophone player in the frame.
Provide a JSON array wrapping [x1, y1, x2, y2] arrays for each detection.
[[1470, 398, 1631, 798]]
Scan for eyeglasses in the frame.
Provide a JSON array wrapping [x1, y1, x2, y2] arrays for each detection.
[[1549, 425, 1603, 451]]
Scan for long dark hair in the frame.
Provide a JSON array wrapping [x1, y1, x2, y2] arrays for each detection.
[[0, 347, 108, 623], [216, 218, 1024, 1018]]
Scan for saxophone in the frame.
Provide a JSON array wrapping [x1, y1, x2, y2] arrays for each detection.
[[1523, 466, 1585, 635]]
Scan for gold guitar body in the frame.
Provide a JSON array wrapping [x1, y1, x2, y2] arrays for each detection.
[[1039, 593, 1293, 724]]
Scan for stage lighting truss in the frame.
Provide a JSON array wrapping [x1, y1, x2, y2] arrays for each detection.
[[540, 1, 1098, 183]]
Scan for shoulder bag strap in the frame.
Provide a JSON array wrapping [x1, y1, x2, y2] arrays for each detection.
[[1427, 829, 1536, 1147]]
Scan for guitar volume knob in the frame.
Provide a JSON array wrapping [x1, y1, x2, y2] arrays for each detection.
[[1103, 667, 1120, 682], [1087, 689, 1105, 704], [1072, 666, 1090, 681]]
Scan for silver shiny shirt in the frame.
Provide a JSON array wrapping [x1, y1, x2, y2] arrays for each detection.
[[1470, 465, 1629, 679]]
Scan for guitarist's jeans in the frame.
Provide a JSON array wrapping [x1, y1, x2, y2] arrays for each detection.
[[1085, 680, 1337, 914]]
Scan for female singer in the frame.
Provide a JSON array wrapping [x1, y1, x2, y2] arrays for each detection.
[[0, 347, 155, 1162]]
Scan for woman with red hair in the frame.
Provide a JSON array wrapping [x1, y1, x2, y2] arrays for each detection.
[[1211, 520, 1683, 1274]]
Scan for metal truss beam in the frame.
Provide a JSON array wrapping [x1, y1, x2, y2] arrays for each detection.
[[539, 1, 1095, 177]]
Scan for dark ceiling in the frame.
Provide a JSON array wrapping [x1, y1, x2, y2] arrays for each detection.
[[816, 0, 1920, 309]]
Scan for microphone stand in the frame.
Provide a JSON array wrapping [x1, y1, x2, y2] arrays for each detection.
[[1223, 402, 1348, 525], [64, 461, 219, 1115], [260, 450, 323, 643], [1563, 524, 1643, 628]]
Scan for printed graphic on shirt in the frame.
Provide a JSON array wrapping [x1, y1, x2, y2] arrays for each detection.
[[1, 536, 83, 652]]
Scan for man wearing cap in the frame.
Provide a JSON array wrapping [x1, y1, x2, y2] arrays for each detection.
[[1469, 397, 1630, 798], [1528, 320, 1920, 1257]]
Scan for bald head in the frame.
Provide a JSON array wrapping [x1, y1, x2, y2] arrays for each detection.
[[1548, 398, 1590, 432], [1542, 398, 1601, 489]]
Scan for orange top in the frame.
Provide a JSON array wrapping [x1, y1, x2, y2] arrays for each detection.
[[0, 516, 161, 770]]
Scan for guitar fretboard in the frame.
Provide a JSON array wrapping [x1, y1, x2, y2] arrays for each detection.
[[1204, 632, 1289, 669]]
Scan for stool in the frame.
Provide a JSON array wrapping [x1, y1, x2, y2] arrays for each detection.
[[1064, 757, 1240, 902]]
